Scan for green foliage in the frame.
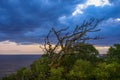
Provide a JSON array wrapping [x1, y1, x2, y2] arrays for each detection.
[[93, 63, 109, 80], [2, 74, 16, 80], [48, 67, 64, 80], [2, 68, 31, 80], [107, 44, 120, 63], [93, 62, 120, 80], [73, 43, 99, 62], [2, 44, 120, 80], [30, 56, 50, 80], [16, 67, 30, 80], [67, 59, 93, 80]]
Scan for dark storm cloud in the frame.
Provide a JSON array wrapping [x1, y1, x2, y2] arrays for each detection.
[[0, 0, 120, 46], [0, 0, 85, 43]]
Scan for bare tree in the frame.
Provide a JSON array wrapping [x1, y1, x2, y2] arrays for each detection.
[[43, 18, 102, 67]]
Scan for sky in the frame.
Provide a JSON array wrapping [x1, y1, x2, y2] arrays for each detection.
[[0, 0, 120, 54]]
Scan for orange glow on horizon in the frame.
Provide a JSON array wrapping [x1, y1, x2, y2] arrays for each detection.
[[0, 41, 110, 54], [0, 41, 43, 54]]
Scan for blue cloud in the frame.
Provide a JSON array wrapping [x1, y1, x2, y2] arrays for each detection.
[[60, 0, 120, 46], [0, 0, 86, 43], [0, 0, 120, 46]]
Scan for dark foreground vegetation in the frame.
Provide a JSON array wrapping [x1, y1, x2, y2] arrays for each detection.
[[3, 18, 120, 80]]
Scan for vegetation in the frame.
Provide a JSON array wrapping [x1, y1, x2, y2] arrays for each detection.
[[2, 18, 120, 80]]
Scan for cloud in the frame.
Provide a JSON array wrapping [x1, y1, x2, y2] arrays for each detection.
[[0, 0, 85, 43], [0, 40, 42, 54], [91, 17, 120, 46], [59, 0, 120, 46], [103, 18, 120, 25], [95, 45, 109, 54], [72, 0, 111, 15], [0, 0, 120, 46], [71, 0, 120, 19]]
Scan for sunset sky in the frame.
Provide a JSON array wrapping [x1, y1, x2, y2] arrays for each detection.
[[0, 0, 120, 54]]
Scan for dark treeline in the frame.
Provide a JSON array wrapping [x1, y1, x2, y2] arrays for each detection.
[[2, 18, 120, 80]]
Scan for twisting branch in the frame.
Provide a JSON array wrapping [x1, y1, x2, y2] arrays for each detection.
[[43, 18, 102, 67]]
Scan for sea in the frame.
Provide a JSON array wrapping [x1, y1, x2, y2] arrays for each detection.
[[0, 55, 41, 79]]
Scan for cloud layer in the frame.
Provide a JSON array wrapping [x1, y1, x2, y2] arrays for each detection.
[[0, 0, 120, 45]]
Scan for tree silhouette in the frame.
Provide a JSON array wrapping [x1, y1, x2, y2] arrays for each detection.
[[43, 18, 102, 67]]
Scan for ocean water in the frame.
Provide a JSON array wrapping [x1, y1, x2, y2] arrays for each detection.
[[0, 55, 41, 79]]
